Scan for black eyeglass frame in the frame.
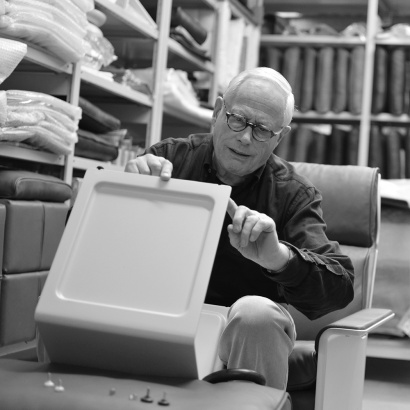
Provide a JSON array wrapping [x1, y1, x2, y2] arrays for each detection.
[[223, 100, 282, 142]]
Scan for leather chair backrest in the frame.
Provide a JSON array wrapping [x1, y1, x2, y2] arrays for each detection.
[[289, 162, 380, 340]]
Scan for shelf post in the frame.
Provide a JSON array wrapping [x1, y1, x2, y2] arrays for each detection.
[[147, 0, 172, 146], [358, 0, 378, 167]]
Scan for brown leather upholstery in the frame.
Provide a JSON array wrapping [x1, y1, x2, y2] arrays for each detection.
[[0, 170, 71, 349], [287, 162, 380, 409], [0, 271, 48, 346]]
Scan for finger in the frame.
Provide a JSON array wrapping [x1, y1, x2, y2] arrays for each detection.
[[146, 155, 165, 177], [124, 160, 140, 174], [226, 198, 238, 220], [240, 214, 260, 247], [159, 159, 173, 181]]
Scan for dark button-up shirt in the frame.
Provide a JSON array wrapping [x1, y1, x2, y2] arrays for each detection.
[[145, 133, 354, 320]]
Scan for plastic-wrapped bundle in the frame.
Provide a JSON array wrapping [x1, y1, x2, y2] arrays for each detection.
[[0, 90, 81, 155], [0, 37, 26, 84], [82, 22, 117, 70], [0, 0, 90, 62]]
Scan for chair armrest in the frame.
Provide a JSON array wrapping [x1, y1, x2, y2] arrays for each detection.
[[315, 308, 394, 352], [314, 308, 394, 410]]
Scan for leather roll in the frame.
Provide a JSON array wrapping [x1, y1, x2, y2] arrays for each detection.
[[348, 46, 365, 115], [385, 128, 402, 179], [171, 7, 207, 45], [79, 97, 121, 134], [309, 131, 327, 164], [346, 126, 359, 165], [405, 128, 410, 178], [332, 48, 349, 113], [328, 126, 346, 165], [282, 46, 302, 107], [300, 47, 316, 113], [293, 125, 312, 163], [314, 47, 334, 113], [368, 125, 385, 177], [265, 47, 282, 71], [388, 47, 406, 115], [372, 46, 388, 114]]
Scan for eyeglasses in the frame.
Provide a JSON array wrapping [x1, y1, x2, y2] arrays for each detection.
[[223, 100, 282, 142]]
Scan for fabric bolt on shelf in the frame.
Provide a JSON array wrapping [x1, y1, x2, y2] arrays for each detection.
[[75, 129, 119, 162], [388, 47, 406, 115], [265, 47, 282, 72], [346, 126, 359, 165], [170, 30, 210, 60], [308, 131, 327, 164], [405, 128, 410, 178], [0, 359, 291, 410], [384, 128, 402, 179], [282, 46, 302, 107], [171, 6, 208, 46], [369, 125, 386, 177], [327, 126, 347, 165], [314, 46, 334, 113], [0, 271, 48, 346], [299, 47, 316, 113], [348, 46, 365, 115], [332, 48, 349, 113], [293, 125, 312, 163], [78, 97, 121, 134], [372, 46, 388, 114]]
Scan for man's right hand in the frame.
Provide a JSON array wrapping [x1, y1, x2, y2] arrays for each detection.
[[124, 154, 173, 181]]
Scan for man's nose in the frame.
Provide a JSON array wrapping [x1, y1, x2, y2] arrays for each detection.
[[237, 125, 253, 144]]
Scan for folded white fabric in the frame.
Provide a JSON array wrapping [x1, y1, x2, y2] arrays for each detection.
[[0, 89, 82, 155], [0, 37, 26, 84], [0, 0, 90, 62]]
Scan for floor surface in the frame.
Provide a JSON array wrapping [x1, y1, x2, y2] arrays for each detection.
[[362, 357, 410, 410]]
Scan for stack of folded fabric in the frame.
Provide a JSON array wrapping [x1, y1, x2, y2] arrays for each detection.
[[75, 97, 125, 162], [0, 89, 81, 155], [82, 8, 117, 71], [170, 6, 210, 60], [0, 0, 94, 63]]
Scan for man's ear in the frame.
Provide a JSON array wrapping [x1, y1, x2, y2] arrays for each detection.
[[277, 125, 291, 144], [211, 96, 224, 127]]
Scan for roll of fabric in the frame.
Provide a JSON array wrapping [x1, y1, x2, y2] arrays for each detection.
[[405, 128, 410, 178], [265, 47, 282, 72], [314, 47, 334, 113], [368, 125, 385, 177], [308, 131, 327, 164], [293, 125, 312, 163], [384, 128, 402, 179], [388, 47, 406, 115], [299, 47, 316, 113], [171, 7, 207, 45], [328, 126, 346, 165], [332, 48, 349, 113], [282, 46, 302, 108], [372, 46, 388, 114], [348, 46, 365, 115], [346, 126, 359, 165]]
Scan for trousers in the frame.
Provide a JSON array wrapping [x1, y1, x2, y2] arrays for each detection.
[[218, 295, 296, 390]]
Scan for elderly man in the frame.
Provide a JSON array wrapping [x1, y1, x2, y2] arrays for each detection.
[[125, 67, 354, 390]]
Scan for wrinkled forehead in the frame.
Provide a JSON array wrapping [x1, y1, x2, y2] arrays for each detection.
[[227, 77, 289, 123]]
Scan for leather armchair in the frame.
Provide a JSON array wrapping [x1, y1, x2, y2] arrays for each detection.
[[286, 162, 393, 410], [205, 162, 393, 410]]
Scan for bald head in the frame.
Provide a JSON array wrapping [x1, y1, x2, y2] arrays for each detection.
[[224, 67, 295, 127]]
